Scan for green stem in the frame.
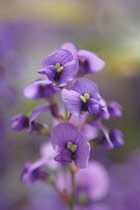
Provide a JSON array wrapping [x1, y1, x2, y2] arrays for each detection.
[[69, 165, 75, 210], [64, 107, 69, 122]]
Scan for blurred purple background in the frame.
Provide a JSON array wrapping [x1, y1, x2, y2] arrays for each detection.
[[0, 0, 140, 209]]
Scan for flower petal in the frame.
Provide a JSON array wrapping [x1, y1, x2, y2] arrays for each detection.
[[75, 161, 110, 201], [41, 49, 73, 67], [74, 133, 90, 169], [54, 148, 72, 163], [108, 101, 122, 118], [58, 58, 79, 87], [71, 77, 101, 100], [61, 42, 77, 57], [28, 104, 50, 133], [109, 129, 124, 147], [11, 114, 28, 131], [40, 143, 60, 170], [38, 65, 56, 81], [23, 78, 59, 99], [51, 122, 81, 151], [61, 88, 82, 116], [77, 50, 105, 74], [92, 122, 114, 149], [87, 98, 105, 115], [51, 122, 90, 169]]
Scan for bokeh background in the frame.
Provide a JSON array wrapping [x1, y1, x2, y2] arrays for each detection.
[[0, 0, 140, 209]]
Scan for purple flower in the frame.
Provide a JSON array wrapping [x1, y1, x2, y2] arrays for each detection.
[[23, 78, 59, 100], [62, 77, 104, 116], [107, 101, 122, 118], [28, 103, 50, 134], [51, 122, 90, 169], [21, 161, 48, 184], [91, 122, 114, 149], [38, 49, 79, 87], [21, 142, 59, 184], [11, 114, 29, 131], [93, 100, 122, 120], [56, 161, 110, 205], [69, 113, 99, 141], [40, 143, 60, 170], [109, 129, 124, 147], [93, 99, 110, 120], [91, 122, 124, 149], [11, 103, 50, 134], [61, 42, 105, 76], [75, 161, 110, 202]]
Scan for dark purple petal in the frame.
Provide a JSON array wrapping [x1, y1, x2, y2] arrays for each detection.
[[71, 77, 101, 100], [61, 88, 82, 116], [23, 78, 59, 99], [109, 129, 124, 147], [28, 104, 50, 133], [87, 98, 105, 115], [58, 58, 79, 87], [11, 114, 28, 131], [77, 50, 105, 75], [92, 122, 114, 149], [108, 101, 122, 118], [38, 65, 56, 81], [41, 49, 73, 67], [54, 148, 72, 163], [61, 42, 77, 57]]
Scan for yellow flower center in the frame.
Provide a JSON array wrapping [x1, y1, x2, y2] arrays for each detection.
[[80, 93, 90, 103], [55, 63, 64, 73], [67, 141, 77, 152]]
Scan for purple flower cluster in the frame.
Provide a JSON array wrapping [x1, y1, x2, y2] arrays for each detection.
[[11, 42, 124, 209]]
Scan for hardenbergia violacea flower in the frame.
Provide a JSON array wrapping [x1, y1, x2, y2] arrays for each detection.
[[11, 42, 124, 210]]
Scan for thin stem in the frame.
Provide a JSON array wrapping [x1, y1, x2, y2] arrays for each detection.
[[69, 164, 75, 210], [64, 107, 69, 122]]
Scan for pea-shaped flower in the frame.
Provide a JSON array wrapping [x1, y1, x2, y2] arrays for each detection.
[[51, 122, 90, 169], [23, 78, 59, 100], [61, 77, 104, 116], [61, 42, 105, 76], [38, 49, 79, 87]]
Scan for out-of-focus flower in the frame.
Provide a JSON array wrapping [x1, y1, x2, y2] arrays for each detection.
[[69, 113, 99, 141], [75, 204, 111, 210], [61, 42, 105, 76], [28, 103, 50, 134], [106, 150, 140, 210], [51, 122, 90, 169], [21, 161, 48, 184], [62, 77, 104, 116], [91, 122, 124, 149], [109, 129, 124, 147], [107, 101, 122, 118], [21, 142, 59, 184], [11, 114, 29, 131], [93, 98, 110, 120], [56, 161, 110, 206], [89, 99, 122, 120], [11, 103, 50, 134], [38, 49, 79, 87], [23, 78, 59, 100], [75, 161, 110, 202]]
